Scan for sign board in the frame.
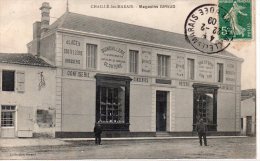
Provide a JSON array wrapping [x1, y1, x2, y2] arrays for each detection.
[[197, 57, 215, 82], [100, 41, 127, 73], [63, 35, 84, 69], [175, 54, 185, 79], [141, 50, 152, 75], [225, 61, 236, 84]]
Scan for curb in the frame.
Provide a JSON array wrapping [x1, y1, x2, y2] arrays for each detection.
[[60, 136, 248, 141]]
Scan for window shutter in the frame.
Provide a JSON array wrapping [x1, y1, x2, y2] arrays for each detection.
[[16, 71, 25, 93]]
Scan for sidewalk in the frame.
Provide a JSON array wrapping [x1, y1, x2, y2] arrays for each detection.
[[0, 136, 248, 148]]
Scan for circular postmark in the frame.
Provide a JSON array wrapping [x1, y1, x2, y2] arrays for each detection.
[[184, 4, 233, 54]]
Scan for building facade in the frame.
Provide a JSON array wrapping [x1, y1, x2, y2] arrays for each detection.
[[0, 54, 56, 137], [26, 2, 244, 137]]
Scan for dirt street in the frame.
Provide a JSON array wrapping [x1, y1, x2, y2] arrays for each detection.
[[0, 137, 255, 159]]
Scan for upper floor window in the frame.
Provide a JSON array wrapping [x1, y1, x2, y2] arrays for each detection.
[[2, 70, 15, 91], [187, 58, 195, 80], [158, 54, 170, 77], [217, 63, 224, 82], [129, 50, 138, 74], [86, 44, 97, 69]]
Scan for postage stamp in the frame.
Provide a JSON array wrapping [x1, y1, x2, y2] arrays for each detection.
[[184, 4, 233, 54], [219, 0, 252, 40]]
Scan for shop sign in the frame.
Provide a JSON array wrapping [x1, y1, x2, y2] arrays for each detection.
[[132, 76, 150, 83], [62, 69, 92, 79], [63, 35, 84, 69], [220, 84, 234, 91], [141, 51, 152, 74], [175, 54, 185, 78], [225, 61, 236, 83], [100, 41, 127, 73], [179, 81, 190, 87], [197, 57, 214, 82]]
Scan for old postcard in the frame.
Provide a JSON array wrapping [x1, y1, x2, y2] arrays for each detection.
[[0, 0, 256, 160]]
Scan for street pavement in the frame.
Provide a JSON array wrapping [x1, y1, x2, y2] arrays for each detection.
[[0, 136, 256, 159]]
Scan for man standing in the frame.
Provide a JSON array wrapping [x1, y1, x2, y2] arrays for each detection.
[[94, 123, 103, 145], [196, 118, 208, 146]]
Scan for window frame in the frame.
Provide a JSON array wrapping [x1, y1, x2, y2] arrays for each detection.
[[129, 50, 139, 74], [157, 54, 170, 77], [86, 43, 97, 69], [217, 63, 224, 83], [2, 70, 15, 92], [187, 58, 195, 80], [1, 105, 16, 127]]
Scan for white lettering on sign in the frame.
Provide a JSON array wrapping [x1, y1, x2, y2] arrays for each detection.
[[100, 41, 127, 73], [141, 51, 152, 74], [225, 61, 236, 83], [63, 69, 90, 78], [63, 35, 84, 69], [132, 77, 149, 83], [197, 57, 214, 82], [175, 54, 185, 78], [179, 81, 190, 87]]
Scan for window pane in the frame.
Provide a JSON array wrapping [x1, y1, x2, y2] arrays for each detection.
[[86, 44, 97, 68], [188, 59, 194, 80], [217, 63, 223, 82], [2, 71, 15, 91], [99, 86, 125, 123], [129, 50, 138, 73], [1, 106, 15, 127], [158, 55, 169, 77]]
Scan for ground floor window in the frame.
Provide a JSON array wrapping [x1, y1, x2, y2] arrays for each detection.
[[193, 84, 218, 131], [95, 74, 131, 131], [1, 105, 15, 127]]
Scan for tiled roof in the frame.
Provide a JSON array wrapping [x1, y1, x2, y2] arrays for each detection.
[[0, 53, 54, 68], [49, 12, 238, 58]]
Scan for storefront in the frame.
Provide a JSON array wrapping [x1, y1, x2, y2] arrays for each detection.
[[27, 3, 243, 137]]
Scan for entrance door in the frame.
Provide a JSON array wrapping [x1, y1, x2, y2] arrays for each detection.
[[1, 105, 16, 137], [246, 116, 252, 136], [156, 91, 167, 131]]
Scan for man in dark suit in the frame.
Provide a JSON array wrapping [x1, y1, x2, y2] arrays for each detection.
[[196, 118, 208, 146], [94, 123, 103, 145]]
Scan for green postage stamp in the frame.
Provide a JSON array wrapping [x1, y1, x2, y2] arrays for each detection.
[[219, 0, 252, 40]]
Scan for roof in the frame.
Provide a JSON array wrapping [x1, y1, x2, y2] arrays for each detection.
[[49, 12, 238, 58], [0, 53, 54, 68]]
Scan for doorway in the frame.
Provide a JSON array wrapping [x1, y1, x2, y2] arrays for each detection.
[[246, 116, 252, 136], [1, 105, 16, 137], [156, 91, 167, 131]]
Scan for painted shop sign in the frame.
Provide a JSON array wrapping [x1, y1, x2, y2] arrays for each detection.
[[62, 69, 92, 79], [175, 54, 185, 79], [179, 81, 190, 87], [220, 84, 234, 91], [197, 57, 214, 82], [63, 35, 84, 69], [132, 76, 150, 83], [141, 51, 152, 74], [225, 61, 236, 83], [100, 41, 127, 73]]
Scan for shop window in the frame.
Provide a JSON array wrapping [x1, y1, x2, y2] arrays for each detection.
[[86, 44, 97, 69], [193, 84, 218, 131], [96, 74, 132, 131], [2, 70, 15, 91], [217, 63, 224, 82], [129, 50, 138, 74], [158, 55, 170, 77], [1, 105, 15, 127], [187, 58, 195, 80], [99, 87, 125, 123]]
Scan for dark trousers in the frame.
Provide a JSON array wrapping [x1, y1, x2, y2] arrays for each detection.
[[198, 132, 207, 146], [95, 134, 101, 145]]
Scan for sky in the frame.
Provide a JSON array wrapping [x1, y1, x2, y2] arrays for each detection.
[[0, 0, 256, 90]]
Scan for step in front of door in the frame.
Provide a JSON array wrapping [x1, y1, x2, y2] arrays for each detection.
[[156, 132, 172, 137]]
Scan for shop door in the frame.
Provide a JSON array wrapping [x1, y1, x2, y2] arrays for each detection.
[[1, 105, 16, 137], [246, 116, 252, 136], [156, 91, 167, 131], [17, 106, 33, 137]]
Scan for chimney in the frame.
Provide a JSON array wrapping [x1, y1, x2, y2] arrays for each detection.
[[40, 2, 51, 35]]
